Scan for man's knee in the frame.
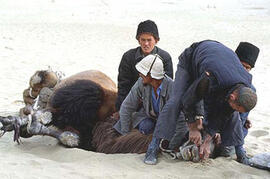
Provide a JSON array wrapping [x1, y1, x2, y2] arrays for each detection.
[[138, 118, 155, 135]]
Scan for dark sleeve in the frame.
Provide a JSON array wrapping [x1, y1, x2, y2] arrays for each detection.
[[115, 53, 134, 111], [163, 55, 173, 79], [157, 47, 174, 79], [181, 73, 209, 123], [203, 105, 221, 137]]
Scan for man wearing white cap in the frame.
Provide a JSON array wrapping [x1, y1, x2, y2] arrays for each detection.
[[113, 54, 173, 163], [114, 20, 173, 118]]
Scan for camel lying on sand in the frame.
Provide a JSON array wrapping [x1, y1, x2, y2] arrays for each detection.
[[0, 70, 151, 153]]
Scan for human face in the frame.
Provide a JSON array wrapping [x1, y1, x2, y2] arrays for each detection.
[[241, 61, 252, 72], [138, 33, 158, 55], [139, 73, 152, 86], [228, 93, 246, 113], [228, 101, 246, 113]]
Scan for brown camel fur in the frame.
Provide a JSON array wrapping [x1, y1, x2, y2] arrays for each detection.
[[0, 70, 151, 153]]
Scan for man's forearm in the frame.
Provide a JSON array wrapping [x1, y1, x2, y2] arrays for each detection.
[[188, 118, 203, 131]]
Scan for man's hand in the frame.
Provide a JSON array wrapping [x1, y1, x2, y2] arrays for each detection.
[[213, 133, 221, 145], [189, 129, 202, 146], [199, 134, 212, 160], [194, 117, 203, 130], [188, 119, 203, 146], [112, 112, 120, 120], [188, 119, 203, 131], [244, 119, 252, 129]]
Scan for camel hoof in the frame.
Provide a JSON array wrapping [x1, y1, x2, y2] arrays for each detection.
[[35, 111, 52, 125], [59, 131, 79, 147], [179, 141, 199, 162], [191, 145, 200, 162], [0, 122, 5, 137]]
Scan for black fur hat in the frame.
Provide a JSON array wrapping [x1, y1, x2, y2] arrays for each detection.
[[136, 20, 159, 40], [235, 42, 260, 68]]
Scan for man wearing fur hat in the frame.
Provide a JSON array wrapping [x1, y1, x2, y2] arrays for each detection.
[[114, 54, 173, 138], [114, 20, 173, 118]]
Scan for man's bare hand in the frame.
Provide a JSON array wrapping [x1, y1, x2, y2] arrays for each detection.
[[195, 118, 203, 130], [189, 129, 202, 146], [188, 119, 203, 131], [188, 120, 203, 146], [199, 134, 212, 160], [112, 112, 120, 120], [214, 133, 221, 145], [244, 119, 252, 129]]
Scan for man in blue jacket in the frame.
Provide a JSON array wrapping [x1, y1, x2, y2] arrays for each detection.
[[144, 40, 257, 165], [219, 42, 260, 163], [235, 42, 259, 138]]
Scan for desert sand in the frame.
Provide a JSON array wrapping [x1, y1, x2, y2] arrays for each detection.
[[0, 0, 269, 178]]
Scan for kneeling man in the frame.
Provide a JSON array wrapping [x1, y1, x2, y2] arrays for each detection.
[[114, 54, 173, 142]]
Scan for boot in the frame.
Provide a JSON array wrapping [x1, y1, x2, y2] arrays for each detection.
[[235, 145, 251, 165], [144, 137, 160, 165], [219, 146, 235, 157]]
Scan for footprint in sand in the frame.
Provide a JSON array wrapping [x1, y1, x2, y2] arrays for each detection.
[[263, 127, 270, 130], [250, 130, 269, 138], [263, 138, 270, 143]]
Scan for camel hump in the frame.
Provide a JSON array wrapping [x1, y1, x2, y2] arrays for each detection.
[[55, 70, 117, 93]]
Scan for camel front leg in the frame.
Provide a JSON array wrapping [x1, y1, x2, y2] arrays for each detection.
[[27, 119, 80, 147], [0, 112, 80, 148], [0, 115, 30, 141]]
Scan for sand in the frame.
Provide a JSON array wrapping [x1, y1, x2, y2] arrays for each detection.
[[0, 0, 270, 178]]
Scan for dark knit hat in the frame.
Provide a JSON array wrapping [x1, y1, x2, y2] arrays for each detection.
[[136, 20, 159, 40], [237, 86, 257, 112], [235, 42, 260, 68]]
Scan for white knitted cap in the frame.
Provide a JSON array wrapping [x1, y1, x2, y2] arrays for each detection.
[[135, 54, 164, 79]]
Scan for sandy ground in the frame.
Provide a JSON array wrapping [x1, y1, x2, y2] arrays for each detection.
[[0, 0, 270, 178]]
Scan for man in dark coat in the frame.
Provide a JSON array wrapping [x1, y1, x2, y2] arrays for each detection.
[[236, 41, 259, 141], [144, 40, 257, 165], [219, 42, 260, 163], [114, 20, 173, 118]]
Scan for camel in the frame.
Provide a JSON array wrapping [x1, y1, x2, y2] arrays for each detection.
[[0, 70, 152, 153]]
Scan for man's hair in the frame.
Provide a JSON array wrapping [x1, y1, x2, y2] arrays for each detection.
[[136, 20, 159, 40], [234, 85, 257, 111]]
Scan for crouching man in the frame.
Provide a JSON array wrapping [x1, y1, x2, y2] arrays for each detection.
[[150, 40, 257, 165], [113, 54, 173, 159], [217, 42, 260, 163]]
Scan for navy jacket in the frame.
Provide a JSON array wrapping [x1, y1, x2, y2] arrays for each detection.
[[181, 40, 252, 135]]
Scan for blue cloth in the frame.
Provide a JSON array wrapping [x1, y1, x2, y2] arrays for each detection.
[[154, 40, 252, 146], [219, 111, 244, 147], [138, 84, 162, 135], [151, 84, 162, 115], [154, 62, 189, 141], [239, 84, 256, 145], [240, 112, 249, 138], [138, 118, 156, 135], [144, 137, 160, 164]]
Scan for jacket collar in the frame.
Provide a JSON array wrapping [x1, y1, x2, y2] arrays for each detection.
[[135, 46, 158, 60]]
